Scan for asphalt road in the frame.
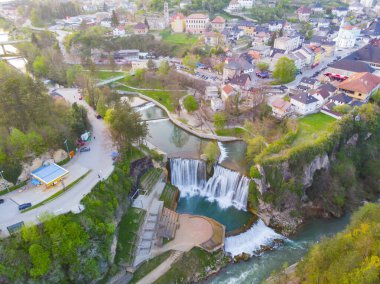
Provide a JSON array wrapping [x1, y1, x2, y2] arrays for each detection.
[[0, 88, 115, 236]]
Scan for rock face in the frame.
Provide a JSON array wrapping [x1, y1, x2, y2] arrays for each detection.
[[0, 178, 13, 191], [17, 149, 68, 182], [130, 157, 154, 193], [302, 153, 329, 188]]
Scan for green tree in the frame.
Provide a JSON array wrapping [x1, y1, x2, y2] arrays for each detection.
[[158, 60, 170, 76], [333, 104, 352, 114], [33, 56, 48, 77], [29, 244, 51, 278], [107, 102, 148, 151], [183, 95, 198, 112], [111, 10, 119, 27], [203, 141, 219, 164], [66, 65, 83, 86], [182, 54, 200, 74], [272, 57, 296, 84], [8, 128, 28, 162], [147, 59, 156, 71], [246, 135, 266, 159], [213, 112, 226, 129], [256, 61, 269, 72]]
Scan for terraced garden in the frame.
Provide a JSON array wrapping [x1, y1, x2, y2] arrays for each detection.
[[115, 207, 146, 266], [140, 168, 164, 194], [159, 184, 180, 210]]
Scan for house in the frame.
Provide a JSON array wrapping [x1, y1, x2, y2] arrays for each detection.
[[297, 6, 312, 21], [325, 59, 375, 79], [145, 14, 166, 30], [299, 77, 320, 90], [317, 18, 330, 29], [114, 49, 140, 61], [362, 18, 380, 38], [204, 31, 220, 46], [211, 16, 226, 32], [112, 26, 125, 37], [226, 0, 254, 12], [361, 0, 374, 8], [211, 97, 225, 111], [186, 13, 209, 34], [329, 92, 353, 105], [205, 86, 219, 100], [290, 92, 320, 115], [268, 21, 284, 32], [274, 35, 301, 52], [221, 84, 237, 101], [312, 83, 337, 103], [290, 50, 308, 70], [134, 23, 148, 34], [296, 46, 315, 67], [271, 98, 292, 118], [311, 3, 324, 14], [223, 57, 255, 80], [229, 73, 252, 90], [349, 2, 364, 14], [171, 13, 186, 33], [332, 7, 349, 17], [310, 36, 335, 56], [249, 45, 271, 60], [336, 22, 361, 49], [337, 72, 380, 101], [238, 21, 256, 36]]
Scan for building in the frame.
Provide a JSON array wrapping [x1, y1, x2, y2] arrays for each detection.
[[274, 36, 301, 52], [186, 13, 209, 34], [229, 73, 252, 90], [297, 6, 312, 21], [360, 0, 374, 8], [145, 14, 166, 30], [226, 0, 254, 12], [325, 59, 375, 79], [336, 21, 361, 49], [211, 97, 225, 111], [205, 86, 219, 100], [299, 77, 320, 90], [114, 49, 140, 61], [171, 13, 186, 33], [131, 60, 149, 71], [223, 57, 254, 80], [221, 84, 237, 101], [271, 98, 292, 118], [290, 92, 320, 115], [268, 21, 284, 32], [337, 72, 380, 101], [344, 44, 380, 69], [332, 7, 349, 17], [211, 16, 226, 32], [238, 21, 256, 36], [134, 23, 148, 34], [312, 83, 337, 103], [31, 163, 69, 187], [204, 32, 220, 46], [112, 26, 125, 37], [100, 18, 112, 28]]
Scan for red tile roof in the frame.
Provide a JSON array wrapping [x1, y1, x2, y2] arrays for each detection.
[[187, 13, 209, 19], [222, 84, 235, 94], [212, 16, 225, 23], [338, 72, 380, 94]]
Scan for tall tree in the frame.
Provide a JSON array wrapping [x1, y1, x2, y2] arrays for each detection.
[[272, 57, 296, 84], [111, 10, 119, 27]]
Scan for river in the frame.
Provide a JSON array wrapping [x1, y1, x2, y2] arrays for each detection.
[[0, 29, 27, 73]]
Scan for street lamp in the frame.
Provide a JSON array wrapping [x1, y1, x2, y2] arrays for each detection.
[[0, 170, 9, 192], [64, 139, 71, 159]]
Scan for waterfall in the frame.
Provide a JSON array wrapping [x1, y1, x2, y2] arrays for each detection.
[[225, 220, 285, 257], [134, 102, 155, 112], [170, 158, 249, 210], [217, 142, 228, 163]]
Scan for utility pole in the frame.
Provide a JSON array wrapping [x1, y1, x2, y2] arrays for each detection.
[[0, 170, 9, 192]]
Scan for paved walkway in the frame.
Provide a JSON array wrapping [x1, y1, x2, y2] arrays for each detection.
[[135, 251, 183, 284], [0, 88, 115, 236]]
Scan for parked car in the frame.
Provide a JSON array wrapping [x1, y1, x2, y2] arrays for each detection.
[[19, 202, 32, 211], [0, 199, 4, 204], [80, 146, 91, 152], [279, 85, 288, 90], [95, 114, 102, 119]]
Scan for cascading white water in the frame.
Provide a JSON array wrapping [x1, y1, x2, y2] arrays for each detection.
[[225, 220, 285, 257], [217, 142, 228, 163], [170, 158, 250, 210], [134, 102, 155, 112]]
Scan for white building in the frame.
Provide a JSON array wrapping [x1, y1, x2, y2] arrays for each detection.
[[186, 13, 209, 34], [226, 0, 254, 12], [290, 92, 320, 115], [211, 97, 225, 111], [274, 36, 301, 52], [112, 26, 125, 37], [335, 21, 361, 49], [100, 18, 112, 28]]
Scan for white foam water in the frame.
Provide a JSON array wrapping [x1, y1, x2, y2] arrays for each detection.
[[170, 158, 250, 210], [225, 220, 285, 257], [217, 142, 228, 163], [134, 102, 155, 112]]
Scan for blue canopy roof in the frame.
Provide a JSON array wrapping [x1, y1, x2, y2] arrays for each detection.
[[31, 163, 69, 185]]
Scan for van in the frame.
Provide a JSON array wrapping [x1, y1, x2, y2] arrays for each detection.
[[19, 203, 32, 211]]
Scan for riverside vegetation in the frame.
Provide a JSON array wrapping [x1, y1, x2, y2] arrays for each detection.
[[244, 100, 380, 234]]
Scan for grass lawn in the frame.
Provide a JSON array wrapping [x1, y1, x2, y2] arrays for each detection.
[[159, 184, 179, 210], [114, 207, 146, 265], [292, 112, 337, 146], [160, 30, 199, 56], [215, 127, 246, 138], [130, 251, 172, 283], [94, 71, 125, 80], [118, 86, 177, 112]]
